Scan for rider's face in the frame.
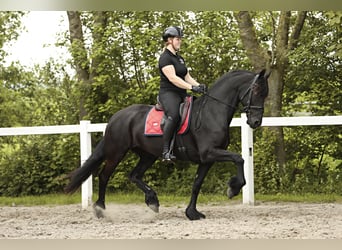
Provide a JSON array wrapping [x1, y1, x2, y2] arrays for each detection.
[[170, 37, 182, 51]]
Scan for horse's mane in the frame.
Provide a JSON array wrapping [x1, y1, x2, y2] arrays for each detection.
[[209, 70, 255, 92]]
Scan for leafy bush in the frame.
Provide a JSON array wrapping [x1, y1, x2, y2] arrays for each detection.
[[0, 135, 79, 196]]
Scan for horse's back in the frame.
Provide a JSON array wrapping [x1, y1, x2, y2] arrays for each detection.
[[104, 104, 162, 156], [106, 104, 152, 129]]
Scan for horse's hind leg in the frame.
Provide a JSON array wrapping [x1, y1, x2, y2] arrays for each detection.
[[186, 163, 212, 220], [93, 152, 127, 218], [129, 151, 159, 212]]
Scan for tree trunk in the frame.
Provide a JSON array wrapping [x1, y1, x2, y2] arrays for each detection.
[[67, 11, 108, 120], [265, 12, 290, 176], [67, 11, 90, 120], [266, 68, 286, 176]]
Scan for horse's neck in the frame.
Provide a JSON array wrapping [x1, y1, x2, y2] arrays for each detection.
[[208, 81, 238, 104], [192, 71, 254, 129], [193, 93, 237, 129]]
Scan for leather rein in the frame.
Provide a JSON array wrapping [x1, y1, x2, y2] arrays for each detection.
[[204, 73, 264, 113]]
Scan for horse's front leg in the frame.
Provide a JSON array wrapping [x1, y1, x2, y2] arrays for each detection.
[[129, 154, 159, 212], [203, 148, 246, 199], [186, 163, 212, 220]]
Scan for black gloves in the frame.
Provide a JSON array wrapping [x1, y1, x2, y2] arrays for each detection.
[[191, 84, 207, 94]]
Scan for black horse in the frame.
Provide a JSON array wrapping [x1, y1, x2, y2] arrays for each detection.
[[65, 69, 270, 220]]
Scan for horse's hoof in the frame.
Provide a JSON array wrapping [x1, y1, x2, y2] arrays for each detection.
[[227, 188, 234, 199], [185, 207, 206, 220], [227, 176, 243, 198], [93, 205, 105, 218], [148, 204, 159, 213], [145, 191, 159, 213]]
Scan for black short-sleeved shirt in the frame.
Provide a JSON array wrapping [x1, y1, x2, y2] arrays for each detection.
[[158, 48, 188, 94]]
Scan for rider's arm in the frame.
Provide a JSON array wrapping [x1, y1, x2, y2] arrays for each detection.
[[184, 73, 201, 87], [162, 65, 193, 90]]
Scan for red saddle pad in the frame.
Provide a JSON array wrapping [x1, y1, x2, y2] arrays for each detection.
[[144, 96, 192, 136]]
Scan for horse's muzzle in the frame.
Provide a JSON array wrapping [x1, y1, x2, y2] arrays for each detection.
[[247, 119, 261, 129]]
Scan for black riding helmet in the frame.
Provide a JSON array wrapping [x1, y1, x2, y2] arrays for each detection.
[[162, 26, 184, 42]]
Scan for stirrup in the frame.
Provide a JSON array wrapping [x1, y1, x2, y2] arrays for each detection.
[[162, 151, 176, 162]]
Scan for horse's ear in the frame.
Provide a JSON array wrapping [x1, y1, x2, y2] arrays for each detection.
[[257, 69, 271, 80], [256, 69, 266, 82], [258, 69, 266, 77]]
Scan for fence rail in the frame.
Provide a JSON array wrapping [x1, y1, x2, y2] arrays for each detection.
[[1, 115, 341, 208]]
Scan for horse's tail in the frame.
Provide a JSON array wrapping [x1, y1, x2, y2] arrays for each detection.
[[64, 138, 105, 194]]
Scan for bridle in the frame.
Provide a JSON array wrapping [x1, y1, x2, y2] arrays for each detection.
[[239, 74, 264, 114], [204, 73, 264, 113]]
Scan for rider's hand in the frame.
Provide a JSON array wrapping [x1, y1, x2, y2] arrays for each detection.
[[191, 84, 207, 94]]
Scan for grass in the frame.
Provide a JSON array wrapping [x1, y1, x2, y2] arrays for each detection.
[[0, 192, 341, 207], [0, 193, 81, 206], [256, 193, 342, 203]]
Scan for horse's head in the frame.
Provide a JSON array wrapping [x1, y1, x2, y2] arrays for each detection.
[[240, 69, 270, 129]]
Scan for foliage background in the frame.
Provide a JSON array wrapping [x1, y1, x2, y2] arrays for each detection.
[[0, 11, 340, 197]]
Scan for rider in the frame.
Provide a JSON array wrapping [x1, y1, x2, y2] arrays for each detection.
[[158, 26, 207, 161]]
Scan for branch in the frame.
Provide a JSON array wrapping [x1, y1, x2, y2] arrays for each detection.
[[233, 11, 269, 71], [288, 11, 307, 50], [89, 11, 108, 81], [267, 11, 277, 66]]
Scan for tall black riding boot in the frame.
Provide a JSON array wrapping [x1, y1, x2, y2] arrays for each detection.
[[162, 116, 177, 161]]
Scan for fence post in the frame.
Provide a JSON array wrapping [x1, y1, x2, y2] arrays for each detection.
[[80, 120, 92, 209], [241, 113, 255, 205]]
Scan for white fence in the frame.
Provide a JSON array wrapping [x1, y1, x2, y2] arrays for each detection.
[[0, 115, 341, 208]]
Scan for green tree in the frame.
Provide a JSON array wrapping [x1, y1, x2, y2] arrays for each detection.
[[0, 11, 23, 61], [182, 11, 251, 88], [253, 11, 341, 194], [234, 11, 307, 182], [0, 12, 25, 127], [0, 61, 80, 196], [0, 11, 81, 196], [279, 11, 341, 194]]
